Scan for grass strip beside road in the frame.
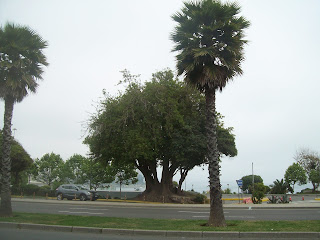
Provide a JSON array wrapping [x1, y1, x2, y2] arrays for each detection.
[[0, 212, 320, 232]]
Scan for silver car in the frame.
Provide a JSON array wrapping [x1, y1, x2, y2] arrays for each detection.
[[55, 184, 98, 201]]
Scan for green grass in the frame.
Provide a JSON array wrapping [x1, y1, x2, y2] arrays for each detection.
[[0, 212, 319, 232]]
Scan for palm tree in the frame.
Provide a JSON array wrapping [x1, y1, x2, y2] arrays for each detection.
[[171, 0, 249, 226], [0, 23, 48, 217], [270, 179, 293, 194]]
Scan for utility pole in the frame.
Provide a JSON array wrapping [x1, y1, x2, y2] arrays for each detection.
[[252, 162, 254, 191]]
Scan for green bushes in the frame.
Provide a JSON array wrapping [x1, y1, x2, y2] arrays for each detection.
[[192, 193, 208, 204], [38, 185, 55, 197], [22, 184, 40, 195], [11, 184, 55, 197], [251, 183, 266, 204]]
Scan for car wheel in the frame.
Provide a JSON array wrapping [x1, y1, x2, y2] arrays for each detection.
[[57, 193, 63, 201], [80, 194, 87, 201]]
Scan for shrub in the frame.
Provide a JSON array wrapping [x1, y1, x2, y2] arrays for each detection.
[[192, 193, 207, 204], [21, 184, 40, 196], [38, 185, 55, 197], [251, 183, 265, 204], [11, 185, 22, 195]]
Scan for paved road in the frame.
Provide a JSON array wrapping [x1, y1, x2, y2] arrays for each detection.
[[12, 200, 320, 221]]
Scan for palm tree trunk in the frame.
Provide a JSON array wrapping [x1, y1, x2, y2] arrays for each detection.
[[0, 97, 14, 217], [205, 88, 226, 227]]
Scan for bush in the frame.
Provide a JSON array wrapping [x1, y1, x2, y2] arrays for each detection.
[[251, 183, 265, 204], [192, 193, 207, 204], [38, 185, 55, 197], [11, 185, 21, 195], [21, 184, 40, 196]]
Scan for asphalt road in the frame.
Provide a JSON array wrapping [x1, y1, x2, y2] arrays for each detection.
[[12, 201, 320, 221]]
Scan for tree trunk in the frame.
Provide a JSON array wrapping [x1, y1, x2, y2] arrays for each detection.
[[161, 160, 170, 193], [205, 88, 226, 227], [312, 182, 316, 193], [136, 159, 176, 202], [0, 97, 14, 217], [136, 161, 160, 193], [292, 183, 295, 193], [177, 168, 188, 194]]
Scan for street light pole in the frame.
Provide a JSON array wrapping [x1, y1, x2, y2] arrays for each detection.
[[252, 162, 254, 191]]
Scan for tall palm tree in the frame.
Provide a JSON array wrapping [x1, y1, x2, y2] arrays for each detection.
[[171, 0, 249, 226], [0, 23, 48, 217]]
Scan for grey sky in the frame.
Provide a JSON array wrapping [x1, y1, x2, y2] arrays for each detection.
[[1, 0, 319, 193]]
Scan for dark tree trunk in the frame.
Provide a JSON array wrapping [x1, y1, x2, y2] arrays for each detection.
[[177, 168, 188, 194], [312, 182, 317, 193], [161, 160, 170, 193], [0, 97, 14, 217], [136, 159, 177, 202], [205, 88, 226, 227], [136, 160, 160, 193]]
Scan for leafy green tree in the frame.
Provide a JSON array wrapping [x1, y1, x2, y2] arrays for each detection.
[[251, 183, 266, 204], [0, 23, 48, 216], [114, 163, 138, 199], [295, 148, 320, 193], [177, 117, 237, 194], [34, 153, 64, 187], [308, 169, 320, 192], [85, 69, 237, 202], [0, 131, 32, 187], [63, 154, 86, 183], [269, 179, 293, 194], [80, 158, 115, 190], [171, 0, 250, 227], [241, 175, 263, 193], [284, 163, 307, 193]]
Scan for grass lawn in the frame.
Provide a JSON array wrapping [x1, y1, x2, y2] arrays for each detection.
[[0, 212, 319, 232]]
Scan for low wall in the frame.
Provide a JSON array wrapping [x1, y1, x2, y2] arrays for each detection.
[[97, 191, 143, 199], [96, 191, 320, 201]]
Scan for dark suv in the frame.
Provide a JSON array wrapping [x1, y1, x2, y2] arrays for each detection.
[[56, 184, 98, 201]]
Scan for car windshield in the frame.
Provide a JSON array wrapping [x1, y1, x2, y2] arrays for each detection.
[[77, 186, 89, 190]]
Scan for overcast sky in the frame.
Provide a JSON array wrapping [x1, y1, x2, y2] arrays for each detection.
[[1, 0, 319, 193]]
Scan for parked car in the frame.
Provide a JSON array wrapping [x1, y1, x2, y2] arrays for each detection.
[[55, 184, 98, 201]]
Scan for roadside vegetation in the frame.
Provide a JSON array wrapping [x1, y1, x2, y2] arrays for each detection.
[[0, 212, 319, 232], [1, 0, 319, 227]]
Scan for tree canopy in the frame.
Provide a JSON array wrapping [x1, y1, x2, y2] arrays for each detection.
[[284, 163, 307, 193], [33, 153, 64, 187], [295, 148, 320, 192], [0, 131, 32, 186], [241, 175, 263, 193], [269, 179, 293, 194], [79, 158, 115, 190], [85, 69, 237, 201], [63, 154, 87, 184]]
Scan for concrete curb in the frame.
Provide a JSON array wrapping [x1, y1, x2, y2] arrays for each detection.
[[1, 222, 319, 238]]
